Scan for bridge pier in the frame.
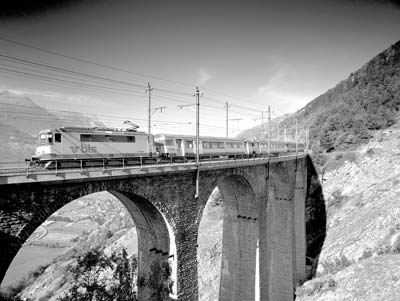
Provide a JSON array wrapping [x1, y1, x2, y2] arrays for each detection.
[[218, 176, 258, 301], [0, 155, 317, 301], [259, 159, 307, 301], [294, 158, 307, 284]]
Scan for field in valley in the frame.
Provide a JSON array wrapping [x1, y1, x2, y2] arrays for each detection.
[[1, 219, 98, 288]]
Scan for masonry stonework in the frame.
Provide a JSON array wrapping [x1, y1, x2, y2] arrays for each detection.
[[0, 155, 321, 300]]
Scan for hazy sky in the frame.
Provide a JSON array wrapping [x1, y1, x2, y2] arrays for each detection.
[[0, 0, 399, 137]]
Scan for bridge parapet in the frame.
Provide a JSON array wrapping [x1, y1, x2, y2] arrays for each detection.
[[0, 153, 306, 185]]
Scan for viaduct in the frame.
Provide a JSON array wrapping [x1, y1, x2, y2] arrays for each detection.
[[0, 154, 326, 300]]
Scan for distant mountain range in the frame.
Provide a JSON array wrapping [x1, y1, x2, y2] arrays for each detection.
[[238, 40, 400, 155], [0, 90, 106, 162]]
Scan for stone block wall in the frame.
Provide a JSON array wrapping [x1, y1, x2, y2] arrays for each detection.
[[0, 156, 313, 300]]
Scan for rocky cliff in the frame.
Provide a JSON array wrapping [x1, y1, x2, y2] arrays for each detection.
[[296, 121, 400, 300]]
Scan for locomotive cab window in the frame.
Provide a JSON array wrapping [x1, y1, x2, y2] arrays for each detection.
[[55, 133, 61, 143], [38, 133, 53, 145]]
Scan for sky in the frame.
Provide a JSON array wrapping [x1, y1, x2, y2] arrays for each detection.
[[0, 0, 399, 137]]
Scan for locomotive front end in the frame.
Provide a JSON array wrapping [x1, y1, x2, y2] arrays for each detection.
[[30, 129, 62, 167]]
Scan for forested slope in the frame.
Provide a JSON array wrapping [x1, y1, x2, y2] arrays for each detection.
[[238, 40, 400, 157]]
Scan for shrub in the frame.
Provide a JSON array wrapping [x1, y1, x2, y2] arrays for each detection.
[[295, 277, 337, 297], [320, 253, 353, 275]]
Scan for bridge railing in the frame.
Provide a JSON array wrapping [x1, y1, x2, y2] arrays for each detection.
[[0, 152, 306, 177]]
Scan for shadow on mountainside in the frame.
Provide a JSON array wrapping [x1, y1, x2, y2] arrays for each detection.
[[305, 156, 327, 280]]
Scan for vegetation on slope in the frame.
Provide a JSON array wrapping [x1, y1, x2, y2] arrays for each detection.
[[238, 40, 400, 163], [305, 40, 400, 152], [296, 122, 400, 300]]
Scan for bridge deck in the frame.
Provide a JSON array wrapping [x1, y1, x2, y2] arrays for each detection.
[[0, 154, 307, 185]]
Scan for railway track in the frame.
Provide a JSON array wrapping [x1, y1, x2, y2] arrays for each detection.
[[0, 152, 305, 178]]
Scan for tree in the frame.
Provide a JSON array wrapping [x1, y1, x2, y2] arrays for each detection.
[[110, 249, 137, 300], [147, 259, 173, 301], [58, 248, 137, 301]]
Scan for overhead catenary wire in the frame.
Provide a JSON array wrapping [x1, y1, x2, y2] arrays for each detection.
[[0, 35, 279, 115], [0, 35, 195, 88], [0, 60, 248, 115], [0, 37, 284, 138], [0, 110, 245, 132], [0, 100, 248, 129]]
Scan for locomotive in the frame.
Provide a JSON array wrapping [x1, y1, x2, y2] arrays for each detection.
[[29, 126, 304, 169]]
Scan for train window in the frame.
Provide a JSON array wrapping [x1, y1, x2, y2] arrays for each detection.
[[127, 136, 135, 143], [81, 134, 92, 142], [114, 136, 123, 142], [202, 142, 210, 149], [211, 142, 218, 149], [47, 133, 53, 144], [38, 134, 46, 144], [226, 142, 232, 148], [185, 140, 193, 148], [217, 142, 225, 149], [55, 133, 61, 143], [91, 135, 102, 142], [165, 139, 174, 146]]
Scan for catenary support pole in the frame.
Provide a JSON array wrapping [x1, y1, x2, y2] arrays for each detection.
[[195, 87, 200, 198], [146, 82, 153, 134], [268, 106, 271, 157], [226, 101, 229, 138]]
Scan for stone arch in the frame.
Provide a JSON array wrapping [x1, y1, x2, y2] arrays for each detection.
[[1, 185, 174, 301], [109, 190, 172, 300], [197, 174, 258, 301]]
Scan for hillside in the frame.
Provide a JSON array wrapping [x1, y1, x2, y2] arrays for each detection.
[[0, 192, 137, 300], [0, 90, 106, 162], [296, 120, 400, 300], [0, 122, 35, 163], [238, 40, 400, 156]]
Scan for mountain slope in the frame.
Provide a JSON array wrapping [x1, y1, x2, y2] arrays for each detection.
[[238, 40, 400, 154], [0, 90, 106, 162], [296, 120, 400, 300]]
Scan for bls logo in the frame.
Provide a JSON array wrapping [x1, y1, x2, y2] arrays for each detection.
[[70, 144, 97, 153]]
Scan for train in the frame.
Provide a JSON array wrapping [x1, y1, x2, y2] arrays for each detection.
[[29, 126, 305, 169]]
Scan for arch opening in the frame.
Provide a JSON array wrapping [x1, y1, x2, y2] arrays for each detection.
[[197, 175, 258, 301], [0, 190, 176, 301], [197, 187, 223, 301]]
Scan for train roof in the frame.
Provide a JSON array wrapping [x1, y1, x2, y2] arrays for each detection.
[[154, 133, 245, 142], [38, 127, 147, 135], [154, 133, 300, 144]]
